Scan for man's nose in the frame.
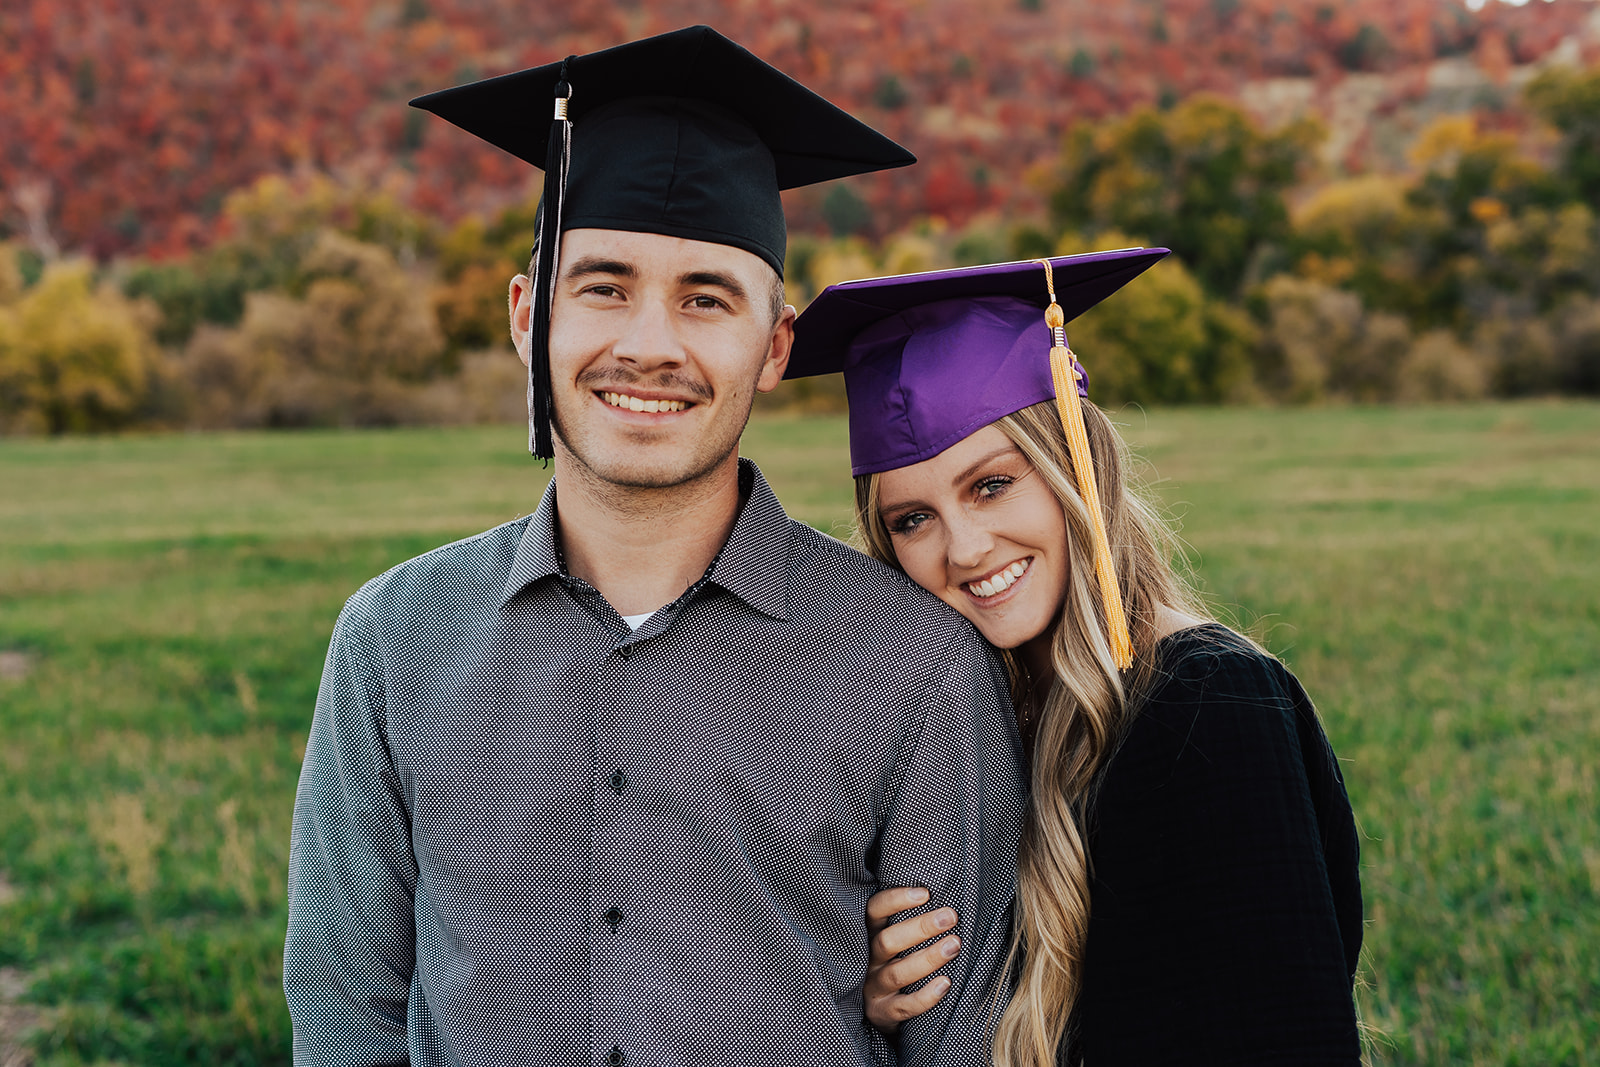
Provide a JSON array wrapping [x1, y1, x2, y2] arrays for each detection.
[[610, 298, 687, 373]]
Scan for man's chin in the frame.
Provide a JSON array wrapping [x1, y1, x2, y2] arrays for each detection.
[[564, 444, 734, 492]]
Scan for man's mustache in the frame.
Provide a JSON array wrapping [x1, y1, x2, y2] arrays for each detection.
[[575, 368, 715, 402]]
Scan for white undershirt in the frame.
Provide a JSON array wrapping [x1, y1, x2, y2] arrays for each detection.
[[621, 612, 655, 631]]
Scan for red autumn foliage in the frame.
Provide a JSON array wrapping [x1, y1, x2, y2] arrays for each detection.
[[3, 0, 1596, 261]]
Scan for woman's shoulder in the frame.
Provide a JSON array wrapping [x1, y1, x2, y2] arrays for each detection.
[[1107, 622, 1318, 792], [1144, 622, 1303, 710]]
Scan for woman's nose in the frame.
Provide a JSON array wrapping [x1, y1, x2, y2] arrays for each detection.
[[944, 515, 994, 571]]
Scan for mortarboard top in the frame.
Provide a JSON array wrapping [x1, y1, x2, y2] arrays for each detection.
[[409, 25, 914, 460], [409, 25, 916, 276], [786, 248, 1170, 477]]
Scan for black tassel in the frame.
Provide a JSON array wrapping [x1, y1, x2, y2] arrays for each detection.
[[527, 57, 575, 461]]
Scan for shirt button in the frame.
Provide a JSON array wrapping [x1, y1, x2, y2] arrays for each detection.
[[608, 1048, 625, 1066], [617, 645, 632, 659], [604, 906, 623, 930], [610, 769, 627, 794]]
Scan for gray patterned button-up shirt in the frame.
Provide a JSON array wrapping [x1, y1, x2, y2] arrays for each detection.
[[285, 460, 1027, 1067]]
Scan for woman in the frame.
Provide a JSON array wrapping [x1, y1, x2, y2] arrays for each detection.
[[785, 252, 1364, 1066]]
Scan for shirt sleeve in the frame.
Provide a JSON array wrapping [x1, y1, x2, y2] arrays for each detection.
[[284, 595, 418, 1067], [1076, 644, 1362, 1065], [874, 629, 1029, 1067]]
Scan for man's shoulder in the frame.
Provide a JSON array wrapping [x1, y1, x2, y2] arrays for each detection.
[[342, 517, 531, 624], [783, 519, 982, 648]]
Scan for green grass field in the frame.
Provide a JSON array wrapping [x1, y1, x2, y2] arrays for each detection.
[[1, 402, 1596, 1066]]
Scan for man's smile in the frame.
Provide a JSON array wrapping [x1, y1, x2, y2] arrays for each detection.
[[599, 390, 694, 414]]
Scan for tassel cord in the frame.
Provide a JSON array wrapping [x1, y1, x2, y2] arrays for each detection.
[[527, 60, 575, 461], [1049, 346, 1133, 671]]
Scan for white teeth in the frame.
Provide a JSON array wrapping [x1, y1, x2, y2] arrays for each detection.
[[603, 392, 688, 413], [968, 560, 1030, 599]]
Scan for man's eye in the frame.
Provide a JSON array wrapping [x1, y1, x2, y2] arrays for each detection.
[[585, 284, 621, 298], [689, 295, 726, 310]]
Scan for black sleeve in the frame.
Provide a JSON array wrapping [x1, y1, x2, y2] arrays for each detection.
[[1073, 636, 1362, 1066]]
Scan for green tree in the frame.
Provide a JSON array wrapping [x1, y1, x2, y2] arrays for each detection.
[[125, 173, 441, 348], [1047, 96, 1322, 296], [1057, 233, 1257, 405], [0, 262, 161, 433], [1526, 64, 1600, 209], [175, 232, 446, 428], [823, 185, 872, 238]]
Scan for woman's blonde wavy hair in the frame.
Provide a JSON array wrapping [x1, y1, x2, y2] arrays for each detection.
[[854, 398, 1211, 1067]]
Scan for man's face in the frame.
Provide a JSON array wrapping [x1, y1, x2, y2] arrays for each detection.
[[514, 228, 793, 491]]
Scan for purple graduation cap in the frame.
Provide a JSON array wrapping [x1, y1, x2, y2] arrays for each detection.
[[785, 248, 1169, 477]]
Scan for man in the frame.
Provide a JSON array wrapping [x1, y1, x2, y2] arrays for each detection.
[[285, 27, 1026, 1067]]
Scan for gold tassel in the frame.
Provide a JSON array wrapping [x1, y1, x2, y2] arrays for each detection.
[[1038, 260, 1133, 670]]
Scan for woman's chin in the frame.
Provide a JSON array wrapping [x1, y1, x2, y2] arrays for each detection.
[[964, 612, 1052, 652]]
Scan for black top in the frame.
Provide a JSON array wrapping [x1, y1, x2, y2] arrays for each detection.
[[1065, 625, 1363, 1065]]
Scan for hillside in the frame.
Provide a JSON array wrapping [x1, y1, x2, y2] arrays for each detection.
[[4, 0, 1599, 260]]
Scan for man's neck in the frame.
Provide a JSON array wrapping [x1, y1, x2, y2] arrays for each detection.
[[552, 453, 745, 617]]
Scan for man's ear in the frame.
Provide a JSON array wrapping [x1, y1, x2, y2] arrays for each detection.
[[509, 274, 533, 369], [755, 305, 797, 393]]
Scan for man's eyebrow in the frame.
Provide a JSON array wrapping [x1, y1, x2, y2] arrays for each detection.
[[562, 257, 635, 281], [680, 270, 748, 302]]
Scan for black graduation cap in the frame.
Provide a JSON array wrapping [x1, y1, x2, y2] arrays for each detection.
[[410, 25, 915, 459]]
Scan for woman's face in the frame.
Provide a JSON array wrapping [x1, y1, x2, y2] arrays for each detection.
[[875, 425, 1070, 653]]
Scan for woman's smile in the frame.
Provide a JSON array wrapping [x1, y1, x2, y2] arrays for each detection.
[[962, 557, 1032, 603]]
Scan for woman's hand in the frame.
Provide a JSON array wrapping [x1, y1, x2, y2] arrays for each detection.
[[864, 885, 961, 1032]]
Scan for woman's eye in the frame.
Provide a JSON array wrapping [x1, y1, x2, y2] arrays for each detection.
[[888, 512, 928, 535], [976, 476, 1013, 499]]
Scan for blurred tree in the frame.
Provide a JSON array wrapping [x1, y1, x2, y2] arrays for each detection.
[[1255, 275, 1413, 403], [1525, 64, 1600, 209], [122, 173, 442, 348], [823, 185, 872, 238], [1395, 329, 1489, 402], [1057, 232, 1256, 405], [174, 232, 446, 428], [1473, 313, 1560, 396], [0, 262, 161, 433], [0, 244, 24, 305], [1552, 296, 1600, 394], [1047, 96, 1323, 296], [431, 196, 541, 354]]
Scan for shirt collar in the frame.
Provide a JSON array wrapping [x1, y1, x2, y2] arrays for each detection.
[[499, 458, 793, 621]]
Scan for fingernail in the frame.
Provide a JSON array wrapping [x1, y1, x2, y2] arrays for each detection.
[[940, 936, 961, 958], [934, 976, 950, 990], [911, 888, 930, 904], [934, 908, 956, 929]]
